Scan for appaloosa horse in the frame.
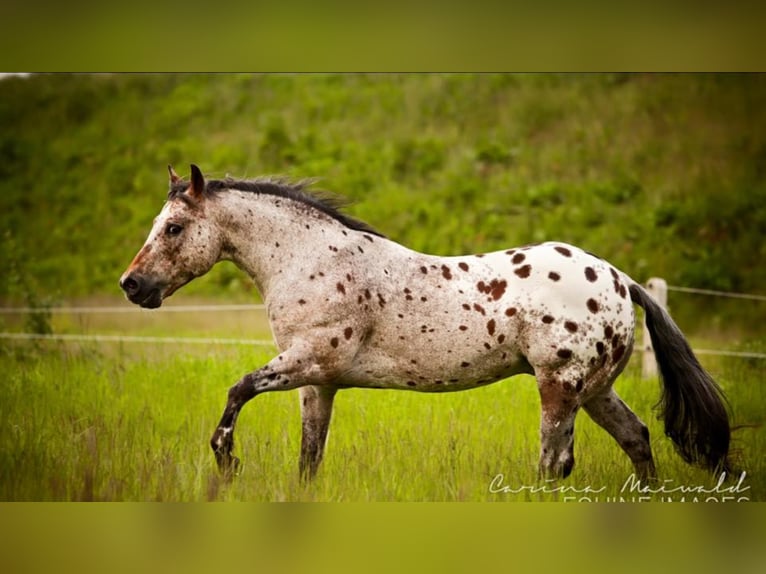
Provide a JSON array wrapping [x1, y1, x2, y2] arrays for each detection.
[[120, 165, 732, 482]]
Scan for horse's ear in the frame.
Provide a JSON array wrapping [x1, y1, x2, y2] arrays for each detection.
[[168, 165, 181, 184], [189, 164, 206, 199]]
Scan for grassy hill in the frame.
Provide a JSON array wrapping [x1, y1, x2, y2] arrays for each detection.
[[1, 74, 765, 332]]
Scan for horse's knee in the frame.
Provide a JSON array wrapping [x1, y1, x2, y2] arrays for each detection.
[[227, 374, 255, 403]]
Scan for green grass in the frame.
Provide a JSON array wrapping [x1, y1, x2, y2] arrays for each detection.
[[2, 339, 762, 501]]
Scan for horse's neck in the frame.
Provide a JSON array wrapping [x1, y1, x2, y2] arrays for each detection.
[[214, 191, 374, 299]]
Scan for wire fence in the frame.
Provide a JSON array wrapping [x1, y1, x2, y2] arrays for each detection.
[[666, 285, 766, 302], [665, 283, 766, 359], [0, 332, 274, 346], [1, 283, 764, 359], [0, 303, 266, 314]]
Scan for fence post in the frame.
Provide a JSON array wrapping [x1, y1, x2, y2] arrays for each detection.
[[641, 277, 667, 379]]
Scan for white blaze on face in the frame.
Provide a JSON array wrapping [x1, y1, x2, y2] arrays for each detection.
[[122, 196, 223, 305]]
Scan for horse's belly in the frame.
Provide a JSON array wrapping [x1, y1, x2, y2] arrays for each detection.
[[341, 341, 533, 392]]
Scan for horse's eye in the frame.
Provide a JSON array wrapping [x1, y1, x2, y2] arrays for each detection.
[[165, 223, 183, 236]]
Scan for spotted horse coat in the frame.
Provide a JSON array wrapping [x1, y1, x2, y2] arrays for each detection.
[[120, 165, 732, 483]]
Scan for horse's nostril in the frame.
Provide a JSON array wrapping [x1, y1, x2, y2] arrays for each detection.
[[121, 275, 140, 295]]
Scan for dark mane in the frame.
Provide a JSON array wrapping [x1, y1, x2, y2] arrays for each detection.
[[169, 177, 383, 237]]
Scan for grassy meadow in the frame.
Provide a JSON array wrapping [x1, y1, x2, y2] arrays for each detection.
[[1, 305, 763, 501], [1, 74, 765, 501]]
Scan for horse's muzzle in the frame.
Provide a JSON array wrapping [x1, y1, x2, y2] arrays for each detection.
[[119, 273, 163, 308]]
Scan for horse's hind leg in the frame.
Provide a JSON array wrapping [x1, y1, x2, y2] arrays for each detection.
[[536, 372, 580, 479], [299, 385, 337, 481], [583, 389, 656, 481]]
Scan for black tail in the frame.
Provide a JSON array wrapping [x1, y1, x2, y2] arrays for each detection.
[[629, 283, 731, 474]]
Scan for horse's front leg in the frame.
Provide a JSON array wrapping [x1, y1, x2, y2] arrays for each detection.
[[299, 385, 338, 481], [210, 342, 329, 478]]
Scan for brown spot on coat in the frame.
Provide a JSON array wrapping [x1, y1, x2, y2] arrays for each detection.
[[587, 298, 599, 313], [486, 319, 496, 336], [548, 272, 561, 281], [596, 341, 606, 355], [336, 282, 346, 295], [542, 315, 554, 324], [555, 246, 572, 257], [330, 337, 339, 348], [477, 279, 508, 300], [462, 303, 471, 310], [298, 299, 306, 305], [473, 303, 486, 315], [497, 334, 506, 344], [344, 327, 353, 340], [505, 307, 517, 317], [605, 325, 614, 339], [458, 262, 469, 272], [441, 265, 453, 280], [557, 349, 573, 359], [564, 321, 578, 333], [459, 325, 468, 331], [512, 253, 526, 264], [619, 284, 627, 299], [420, 266, 428, 274], [612, 344, 626, 363], [461, 362, 471, 367], [575, 379, 584, 392], [407, 381, 416, 386], [514, 264, 532, 278], [489, 279, 507, 300], [585, 267, 598, 282]]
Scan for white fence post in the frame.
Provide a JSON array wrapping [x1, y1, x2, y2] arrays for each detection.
[[642, 277, 667, 379]]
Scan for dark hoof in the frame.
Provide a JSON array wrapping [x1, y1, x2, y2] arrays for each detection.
[[215, 450, 241, 479], [299, 466, 318, 484]]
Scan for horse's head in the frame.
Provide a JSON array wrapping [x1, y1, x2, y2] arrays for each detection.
[[120, 164, 222, 308]]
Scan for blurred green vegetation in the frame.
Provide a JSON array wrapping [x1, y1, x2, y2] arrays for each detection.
[[1, 74, 765, 332]]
